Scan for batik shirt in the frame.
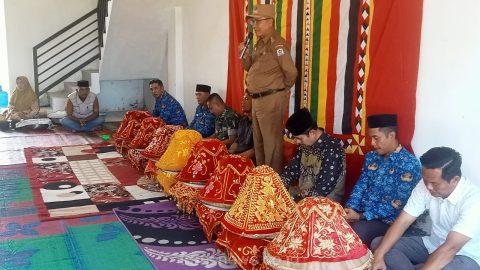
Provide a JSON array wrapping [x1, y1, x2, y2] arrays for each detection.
[[187, 105, 215, 137], [346, 146, 421, 224], [214, 107, 239, 141], [281, 132, 346, 200], [152, 91, 188, 126]]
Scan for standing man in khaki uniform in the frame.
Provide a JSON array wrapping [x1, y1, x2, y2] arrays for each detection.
[[240, 4, 298, 173]]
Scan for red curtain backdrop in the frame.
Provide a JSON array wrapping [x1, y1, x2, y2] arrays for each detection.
[[226, 0, 246, 112]]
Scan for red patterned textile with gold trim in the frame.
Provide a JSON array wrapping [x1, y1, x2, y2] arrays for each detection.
[[177, 139, 228, 184], [144, 160, 158, 180], [195, 203, 225, 243], [114, 110, 151, 154], [168, 181, 202, 214], [216, 227, 271, 270], [126, 148, 148, 171], [222, 165, 295, 238], [198, 155, 254, 210], [170, 139, 228, 213], [264, 197, 372, 270], [113, 110, 149, 139], [142, 125, 182, 159], [128, 117, 165, 149]]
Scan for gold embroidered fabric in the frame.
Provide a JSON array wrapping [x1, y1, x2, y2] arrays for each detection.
[[155, 130, 202, 171], [222, 165, 295, 238], [156, 169, 179, 194], [263, 197, 373, 270]]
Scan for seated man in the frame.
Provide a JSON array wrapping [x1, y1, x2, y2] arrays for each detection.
[[150, 79, 188, 126], [186, 84, 215, 137], [372, 147, 480, 270], [60, 80, 104, 132], [206, 93, 239, 147], [228, 95, 254, 159], [344, 114, 421, 246], [281, 108, 345, 202]]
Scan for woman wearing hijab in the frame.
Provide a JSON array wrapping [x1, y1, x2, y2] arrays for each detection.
[[0, 76, 39, 121]]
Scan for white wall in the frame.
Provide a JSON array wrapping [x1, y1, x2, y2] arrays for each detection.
[[0, 0, 9, 92], [412, 0, 480, 184], [100, 0, 175, 82], [99, 0, 229, 121], [180, 0, 229, 122], [3, 0, 97, 93]]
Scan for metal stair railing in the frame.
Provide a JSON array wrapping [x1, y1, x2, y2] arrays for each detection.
[[33, 0, 110, 97]]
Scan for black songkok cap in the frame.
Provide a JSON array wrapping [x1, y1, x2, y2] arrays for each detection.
[[77, 80, 89, 87], [286, 108, 314, 136], [196, 84, 211, 93], [367, 114, 398, 128]]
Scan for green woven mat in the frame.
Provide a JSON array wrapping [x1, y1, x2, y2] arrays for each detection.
[[65, 222, 153, 270]]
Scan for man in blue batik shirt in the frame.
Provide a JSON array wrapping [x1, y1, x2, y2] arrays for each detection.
[[150, 79, 188, 126], [345, 114, 421, 246], [186, 84, 215, 137]]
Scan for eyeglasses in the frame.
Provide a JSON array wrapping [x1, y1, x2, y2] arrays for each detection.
[[248, 18, 271, 26]]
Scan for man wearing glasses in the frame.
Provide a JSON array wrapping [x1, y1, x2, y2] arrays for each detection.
[[281, 108, 346, 202], [240, 4, 298, 173]]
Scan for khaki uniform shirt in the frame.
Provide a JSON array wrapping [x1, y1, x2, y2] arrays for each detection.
[[242, 31, 298, 93]]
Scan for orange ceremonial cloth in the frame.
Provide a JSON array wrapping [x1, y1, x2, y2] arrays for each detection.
[[264, 197, 373, 270], [176, 139, 229, 184], [198, 154, 254, 210], [216, 227, 271, 270], [155, 130, 202, 193], [114, 110, 151, 154], [170, 139, 228, 213], [196, 155, 254, 242], [142, 125, 183, 159], [128, 117, 165, 149], [195, 203, 226, 243]]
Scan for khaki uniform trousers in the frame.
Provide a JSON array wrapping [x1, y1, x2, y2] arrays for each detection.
[[251, 91, 287, 173]]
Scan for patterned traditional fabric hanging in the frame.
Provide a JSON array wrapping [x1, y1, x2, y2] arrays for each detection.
[[263, 197, 373, 270], [155, 130, 202, 193], [169, 139, 228, 213]]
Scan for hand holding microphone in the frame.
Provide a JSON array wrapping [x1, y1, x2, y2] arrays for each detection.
[[239, 32, 253, 59]]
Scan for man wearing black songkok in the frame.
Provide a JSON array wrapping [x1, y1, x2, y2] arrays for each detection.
[[280, 108, 346, 202], [345, 114, 422, 246]]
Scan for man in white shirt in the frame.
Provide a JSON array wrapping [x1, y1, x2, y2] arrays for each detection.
[[371, 147, 480, 270], [60, 80, 104, 132]]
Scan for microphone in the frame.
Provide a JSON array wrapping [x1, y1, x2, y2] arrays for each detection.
[[240, 32, 253, 59]]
